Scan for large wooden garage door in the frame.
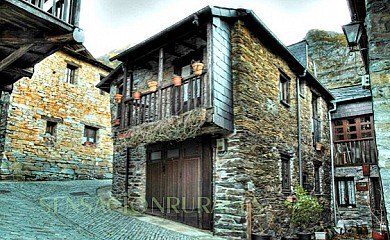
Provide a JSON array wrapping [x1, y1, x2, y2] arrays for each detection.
[[146, 137, 212, 229]]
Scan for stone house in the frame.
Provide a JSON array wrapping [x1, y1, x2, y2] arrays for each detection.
[[340, 0, 390, 231], [304, 29, 386, 233], [0, 0, 83, 168], [97, 6, 334, 239], [0, 45, 114, 180]]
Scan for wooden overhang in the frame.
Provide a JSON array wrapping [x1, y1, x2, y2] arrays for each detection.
[[98, 6, 334, 102], [0, 0, 83, 91]]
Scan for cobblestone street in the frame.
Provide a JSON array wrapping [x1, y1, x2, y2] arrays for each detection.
[[0, 180, 219, 240]]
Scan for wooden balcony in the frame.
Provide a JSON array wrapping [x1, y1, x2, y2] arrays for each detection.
[[0, 0, 82, 89], [334, 138, 377, 166], [120, 74, 208, 129], [22, 0, 80, 25]]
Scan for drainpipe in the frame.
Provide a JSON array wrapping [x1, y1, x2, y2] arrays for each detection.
[[328, 101, 337, 225], [124, 148, 130, 208], [297, 70, 306, 186]]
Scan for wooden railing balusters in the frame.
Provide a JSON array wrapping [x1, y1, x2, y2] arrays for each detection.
[[124, 74, 206, 128], [334, 138, 377, 166]]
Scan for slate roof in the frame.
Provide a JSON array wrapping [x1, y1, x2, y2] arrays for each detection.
[[287, 40, 308, 68], [329, 85, 371, 102]]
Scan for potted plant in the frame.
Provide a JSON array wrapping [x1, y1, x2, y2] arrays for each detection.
[[147, 80, 158, 92], [171, 74, 182, 86], [114, 93, 123, 103], [132, 88, 141, 100], [191, 60, 204, 76], [285, 185, 323, 240]]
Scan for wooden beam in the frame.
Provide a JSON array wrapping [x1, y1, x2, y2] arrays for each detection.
[[3, 67, 34, 78], [0, 43, 35, 72], [0, 33, 75, 45], [178, 40, 198, 51]]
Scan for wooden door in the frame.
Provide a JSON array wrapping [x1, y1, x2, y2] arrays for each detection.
[[145, 137, 212, 229]]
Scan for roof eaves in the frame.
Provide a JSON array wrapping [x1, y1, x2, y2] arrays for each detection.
[[96, 63, 123, 90], [110, 5, 213, 62]]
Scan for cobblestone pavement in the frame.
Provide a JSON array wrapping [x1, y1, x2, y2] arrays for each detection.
[[0, 180, 218, 240]]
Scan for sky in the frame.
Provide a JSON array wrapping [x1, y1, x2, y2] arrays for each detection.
[[79, 0, 351, 58]]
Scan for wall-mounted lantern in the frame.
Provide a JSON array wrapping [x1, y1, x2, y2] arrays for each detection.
[[342, 21, 364, 51]]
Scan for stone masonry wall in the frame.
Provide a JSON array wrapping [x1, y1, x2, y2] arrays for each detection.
[[0, 92, 10, 155], [366, 0, 390, 226], [0, 51, 113, 180], [214, 22, 330, 239], [111, 144, 146, 212], [212, 21, 331, 239]]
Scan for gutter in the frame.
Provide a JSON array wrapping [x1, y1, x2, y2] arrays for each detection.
[[328, 100, 338, 225], [297, 70, 306, 186]]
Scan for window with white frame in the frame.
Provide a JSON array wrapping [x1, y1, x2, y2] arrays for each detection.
[[65, 63, 78, 84], [336, 177, 356, 207]]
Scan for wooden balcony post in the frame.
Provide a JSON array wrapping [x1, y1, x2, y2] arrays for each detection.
[[121, 64, 128, 128], [70, 0, 81, 26], [158, 48, 164, 120], [51, 0, 57, 16]]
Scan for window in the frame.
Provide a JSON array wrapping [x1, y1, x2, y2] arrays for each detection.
[[83, 126, 98, 146], [281, 154, 291, 192], [280, 72, 290, 105], [333, 115, 374, 142], [312, 92, 321, 144], [65, 64, 78, 84], [45, 121, 57, 135], [314, 166, 321, 194], [336, 177, 356, 207]]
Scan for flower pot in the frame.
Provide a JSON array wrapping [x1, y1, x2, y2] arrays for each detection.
[[281, 236, 299, 240], [171, 75, 182, 86], [314, 232, 326, 240], [148, 80, 158, 92], [192, 62, 204, 76], [114, 93, 123, 103], [372, 231, 388, 240], [297, 232, 312, 240], [362, 164, 370, 176], [252, 234, 272, 240], [132, 91, 141, 100], [112, 118, 120, 126]]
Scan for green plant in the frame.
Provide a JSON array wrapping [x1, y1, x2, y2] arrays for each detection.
[[285, 185, 323, 232]]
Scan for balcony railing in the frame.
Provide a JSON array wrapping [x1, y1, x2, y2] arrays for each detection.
[[334, 138, 377, 166], [121, 74, 208, 129], [23, 0, 80, 25]]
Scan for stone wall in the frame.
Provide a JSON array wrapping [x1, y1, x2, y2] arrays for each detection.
[[365, 0, 390, 226], [0, 92, 10, 154], [0, 51, 113, 180], [111, 144, 146, 212], [214, 20, 331, 238]]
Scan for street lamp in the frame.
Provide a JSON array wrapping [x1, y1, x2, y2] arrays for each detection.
[[342, 21, 364, 51]]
